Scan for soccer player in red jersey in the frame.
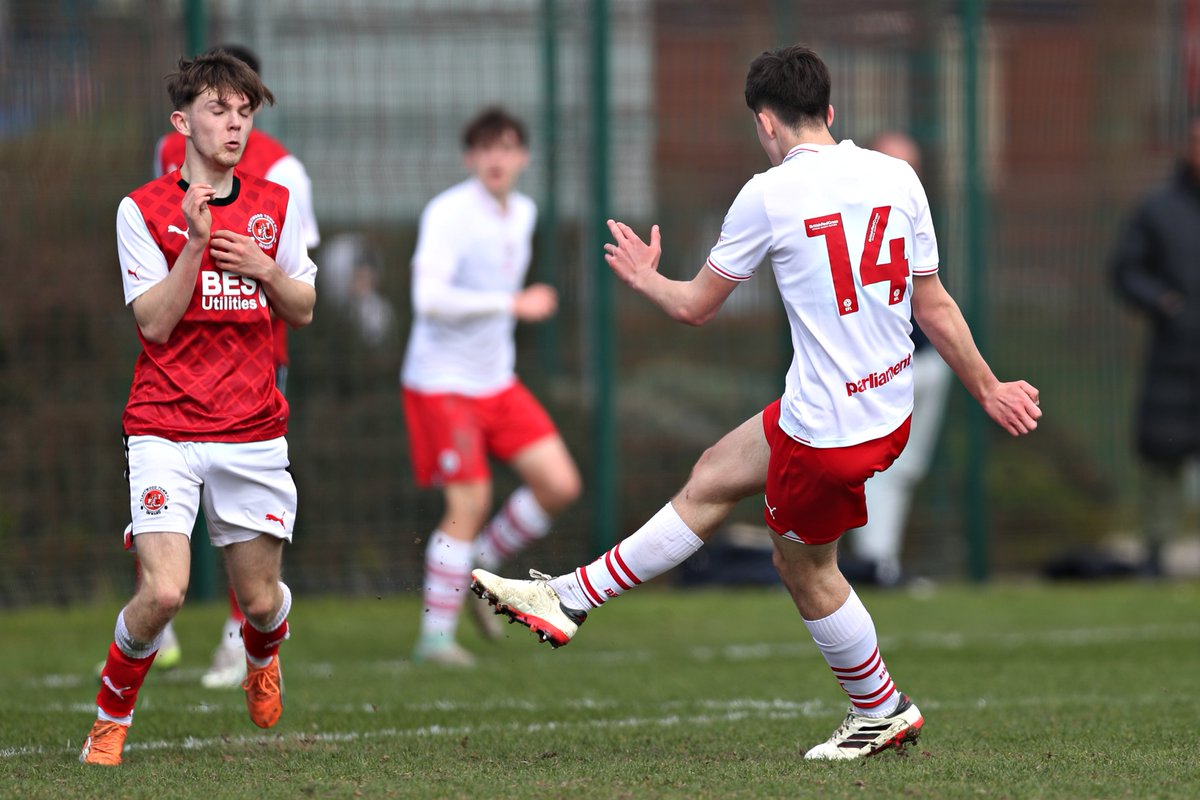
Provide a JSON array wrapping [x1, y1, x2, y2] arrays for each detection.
[[148, 44, 321, 690], [473, 46, 1041, 759], [81, 50, 317, 766]]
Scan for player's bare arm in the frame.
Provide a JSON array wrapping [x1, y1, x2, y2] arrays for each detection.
[[208, 230, 315, 328], [131, 182, 214, 344], [513, 283, 558, 322], [912, 273, 1041, 436], [605, 219, 736, 326]]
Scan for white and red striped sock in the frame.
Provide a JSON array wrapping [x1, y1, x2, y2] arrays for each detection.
[[475, 487, 551, 571], [419, 530, 473, 643], [550, 503, 703, 609], [803, 590, 900, 718]]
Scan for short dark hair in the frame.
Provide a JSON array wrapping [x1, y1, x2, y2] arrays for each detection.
[[744, 45, 831, 129], [166, 50, 275, 111], [462, 106, 528, 150], [203, 43, 261, 75]]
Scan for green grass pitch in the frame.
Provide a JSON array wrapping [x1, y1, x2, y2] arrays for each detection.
[[2, 580, 1198, 798]]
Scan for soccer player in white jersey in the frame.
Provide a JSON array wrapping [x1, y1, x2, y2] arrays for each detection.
[[472, 45, 1041, 758], [80, 51, 316, 765], [402, 108, 581, 667]]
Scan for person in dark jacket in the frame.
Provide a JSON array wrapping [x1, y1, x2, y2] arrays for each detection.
[[1112, 116, 1200, 576]]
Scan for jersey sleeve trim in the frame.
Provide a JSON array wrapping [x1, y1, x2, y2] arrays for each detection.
[[706, 258, 753, 282]]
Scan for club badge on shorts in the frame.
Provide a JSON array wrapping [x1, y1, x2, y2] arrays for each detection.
[[140, 486, 169, 515], [437, 449, 461, 479]]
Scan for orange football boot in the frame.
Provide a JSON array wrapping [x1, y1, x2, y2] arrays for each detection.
[[79, 719, 129, 766], [242, 655, 284, 728]]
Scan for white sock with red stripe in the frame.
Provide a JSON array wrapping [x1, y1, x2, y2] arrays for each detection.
[[550, 502, 703, 609], [419, 530, 473, 643], [804, 590, 900, 718], [475, 487, 551, 571]]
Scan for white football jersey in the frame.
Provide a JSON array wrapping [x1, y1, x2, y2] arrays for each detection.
[[707, 140, 940, 447], [401, 178, 537, 395]]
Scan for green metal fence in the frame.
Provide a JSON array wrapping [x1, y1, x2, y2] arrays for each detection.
[[1, 0, 1195, 606]]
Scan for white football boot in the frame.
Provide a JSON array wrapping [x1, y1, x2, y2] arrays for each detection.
[[470, 569, 587, 648], [804, 694, 924, 760]]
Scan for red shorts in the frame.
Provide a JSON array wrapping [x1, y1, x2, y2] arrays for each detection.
[[762, 399, 910, 545], [403, 381, 558, 487]]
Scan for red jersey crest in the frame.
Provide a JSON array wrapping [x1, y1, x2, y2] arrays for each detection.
[[248, 213, 278, 249]]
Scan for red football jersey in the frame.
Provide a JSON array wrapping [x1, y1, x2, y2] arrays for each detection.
[[155, 129, 296, 368], [120, 171, 294, 442]]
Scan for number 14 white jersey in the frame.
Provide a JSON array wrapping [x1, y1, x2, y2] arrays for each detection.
[[707, 140, 940, 448]]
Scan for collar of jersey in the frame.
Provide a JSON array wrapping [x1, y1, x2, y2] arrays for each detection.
[[175, 173, 241, 207], [782, 141, 843, 164], [468, 177, 512, 215]]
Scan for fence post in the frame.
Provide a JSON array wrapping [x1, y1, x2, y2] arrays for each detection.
[[963, 0, 991, 582], [184, 0, 218, 601], [590, 0, 617, 553], [537, 0, 562, 376]]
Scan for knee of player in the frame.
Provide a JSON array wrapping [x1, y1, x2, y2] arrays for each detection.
[[546, 469, 583, 510], [145, 583, 188, 617], [770, 548, 809, 588], [238, 591, 281, 623]]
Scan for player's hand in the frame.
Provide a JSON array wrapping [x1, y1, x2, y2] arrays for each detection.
[[514, 283, 558, 321], [605, 220, 661, 292], [181, 183, 215, 242], [982, 380, 1041, 436], [209, 230, 274, 281]]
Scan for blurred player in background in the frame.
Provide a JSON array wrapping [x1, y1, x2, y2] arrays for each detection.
[[473, 45, 1040, 759], [148, 43, 321, 689], [1112, 114, 1200, 577], [842, 131, 952, 588], [402, 107, 581, 667], [81, 51, 316, 765]]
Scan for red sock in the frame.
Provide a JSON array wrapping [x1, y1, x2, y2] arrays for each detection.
[[227, 585, 245, 623], [242, 618, 289, 662], [96, 642, 156, 721]]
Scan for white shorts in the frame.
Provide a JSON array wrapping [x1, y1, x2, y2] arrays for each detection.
[[125, 435, 297, 548]]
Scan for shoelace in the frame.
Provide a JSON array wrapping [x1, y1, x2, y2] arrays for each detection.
[[831, 709, 859, 739], [243, 661, 280, 697], [529, 569, 552, 581]]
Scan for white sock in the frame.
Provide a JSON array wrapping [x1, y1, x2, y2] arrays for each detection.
[[803, 590, 899, 718], [551, 503, 703, 609], [475, 487, 552, 571], [218, 616, 242, 649], [114, 609, 163, 659], [420, 530, 474, 643]]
